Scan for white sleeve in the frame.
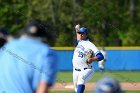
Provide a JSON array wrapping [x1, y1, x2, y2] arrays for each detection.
[[87, 42, 100, 56]]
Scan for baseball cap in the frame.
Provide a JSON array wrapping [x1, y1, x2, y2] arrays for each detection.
[[24, 20, 47, 37], [95, 76, 122, 93], [77, 27, 88, 34]]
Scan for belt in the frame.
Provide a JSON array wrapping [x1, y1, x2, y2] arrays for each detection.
[[75, 66, 92, 71]]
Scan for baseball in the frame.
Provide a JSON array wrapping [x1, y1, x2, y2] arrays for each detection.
[[75, 24, 80, 30]]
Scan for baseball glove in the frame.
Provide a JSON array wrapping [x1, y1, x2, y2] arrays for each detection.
[[84, 49, 94, 64]]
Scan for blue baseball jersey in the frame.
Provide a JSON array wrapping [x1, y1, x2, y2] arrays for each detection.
[[0, 37, 58, 93]]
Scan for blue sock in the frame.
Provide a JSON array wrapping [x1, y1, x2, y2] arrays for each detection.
[[77, 84, 85, 93]]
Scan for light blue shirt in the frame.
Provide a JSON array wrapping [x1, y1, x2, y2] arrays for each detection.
[[0, 37, 58, 93]]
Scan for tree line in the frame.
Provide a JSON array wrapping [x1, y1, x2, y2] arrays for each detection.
[[0, 0, 140, 46]]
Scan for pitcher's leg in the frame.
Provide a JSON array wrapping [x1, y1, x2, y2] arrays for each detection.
[[76, 69, 94, 93], [77, 84, 85, 93], [73, 69, 79, 92]]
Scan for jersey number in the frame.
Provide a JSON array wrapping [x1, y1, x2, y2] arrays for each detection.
[[78, 52, 84, 58]]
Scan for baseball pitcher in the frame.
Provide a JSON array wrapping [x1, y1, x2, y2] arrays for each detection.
[[72, 24, 104, 93]]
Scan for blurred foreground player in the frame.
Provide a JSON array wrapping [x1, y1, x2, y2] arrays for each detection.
[[0, 20, 58, 93], [95, 76, 123, 93]]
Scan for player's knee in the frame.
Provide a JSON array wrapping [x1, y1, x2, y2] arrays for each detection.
[[77, 76, 85, 85]]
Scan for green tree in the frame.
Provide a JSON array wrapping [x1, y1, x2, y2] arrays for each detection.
[[0, 0, 140, 46]]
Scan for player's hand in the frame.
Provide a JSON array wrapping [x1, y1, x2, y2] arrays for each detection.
[[86, 56, 99, 65], [75, 24, 80, 32], [86, 58, 93, 64]]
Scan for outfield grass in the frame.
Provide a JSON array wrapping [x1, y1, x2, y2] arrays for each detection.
[[54, 71, 140, 93], [56, 71, 140, 83]]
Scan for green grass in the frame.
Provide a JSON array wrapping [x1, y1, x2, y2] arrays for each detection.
[[56, 71, 140, 83], [50, 90, 140, 93], [53, 71, 140, 93]]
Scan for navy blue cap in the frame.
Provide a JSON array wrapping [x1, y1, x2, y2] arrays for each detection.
[[77, 27, 88, 34], [24, 20, 47, 37]]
